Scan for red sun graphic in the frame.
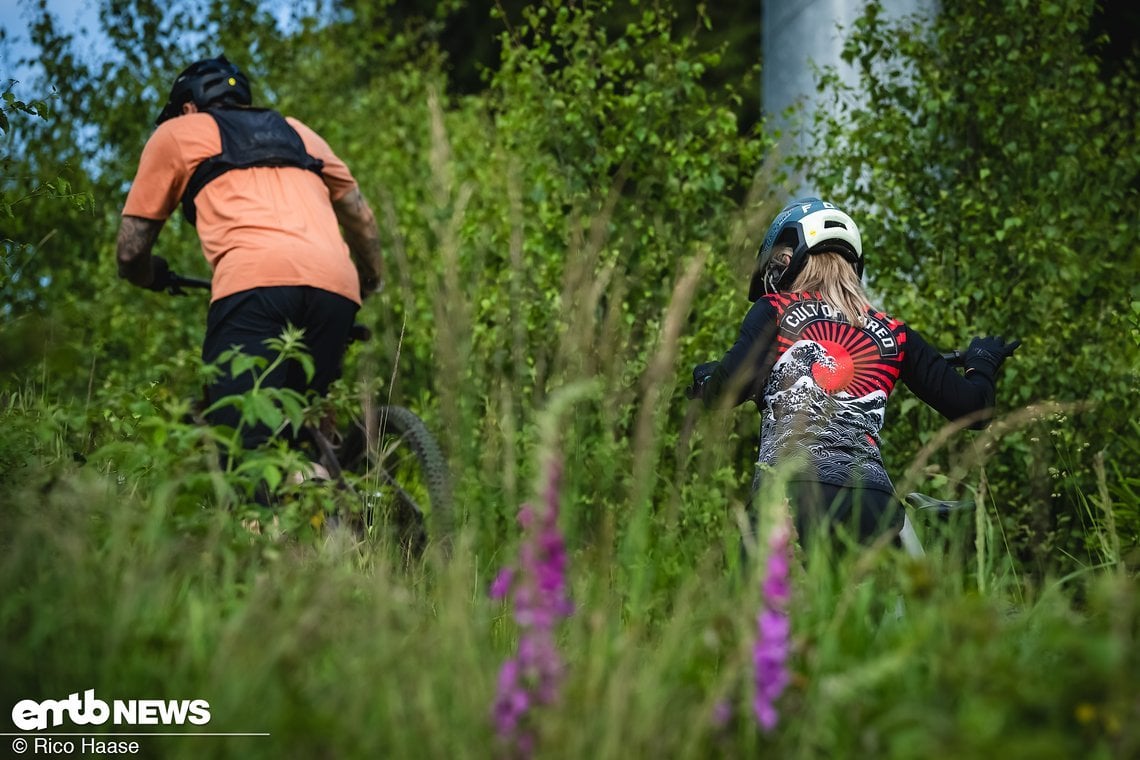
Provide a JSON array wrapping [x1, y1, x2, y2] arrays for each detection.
[[811, 340, 855, 393]]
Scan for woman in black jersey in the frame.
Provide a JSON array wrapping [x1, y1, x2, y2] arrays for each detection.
[[689, 198, 1019, 548]]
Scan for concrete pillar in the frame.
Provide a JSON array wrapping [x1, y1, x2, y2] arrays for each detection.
[[762, 0, 937, 192]]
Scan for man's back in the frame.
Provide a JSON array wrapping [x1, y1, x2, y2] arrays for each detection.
[[122, 111, 361, 304]]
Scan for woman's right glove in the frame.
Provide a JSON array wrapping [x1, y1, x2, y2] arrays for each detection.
[[964, 336, 1020, 381], [686, 361, 720, 400]]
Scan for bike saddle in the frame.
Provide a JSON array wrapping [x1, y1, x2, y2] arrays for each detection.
[[904, 492, 976, 516]]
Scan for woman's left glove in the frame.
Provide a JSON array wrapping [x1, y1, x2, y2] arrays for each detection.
[[964, 336, 1020, 381]]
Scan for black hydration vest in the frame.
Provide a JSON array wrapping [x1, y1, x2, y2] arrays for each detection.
[[180, 107, 325, 226]]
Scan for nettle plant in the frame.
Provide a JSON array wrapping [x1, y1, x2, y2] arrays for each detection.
[[82, 328, 347, 532]]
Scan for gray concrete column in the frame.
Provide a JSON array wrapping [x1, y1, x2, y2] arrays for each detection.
[[762, 0, 937, 193]]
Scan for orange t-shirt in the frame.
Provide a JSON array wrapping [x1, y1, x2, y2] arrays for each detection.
[[122, 111, 361, 304]]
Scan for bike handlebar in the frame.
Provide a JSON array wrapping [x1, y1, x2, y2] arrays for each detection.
[[941, 350, 965, 368], [165, 272, 211, 295]]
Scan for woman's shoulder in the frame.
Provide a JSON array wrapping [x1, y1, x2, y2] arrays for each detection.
[[863, 303, 905, 326]]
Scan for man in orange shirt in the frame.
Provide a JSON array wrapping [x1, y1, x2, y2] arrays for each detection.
[[116, 55, 383, 451]]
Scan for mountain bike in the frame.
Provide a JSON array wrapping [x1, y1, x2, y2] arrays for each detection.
[[164, 272, 453, 551]]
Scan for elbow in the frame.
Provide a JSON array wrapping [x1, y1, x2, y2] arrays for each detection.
[[332, 188, 376, 231], [963, 381, 997, 430]]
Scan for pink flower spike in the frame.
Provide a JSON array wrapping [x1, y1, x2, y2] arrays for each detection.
[[752, 517, 793, 734], [491, 454, 574, 758], [490, 567, 515, 600]]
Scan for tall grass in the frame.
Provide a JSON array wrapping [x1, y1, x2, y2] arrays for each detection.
[[2, 378, 1137, 759]]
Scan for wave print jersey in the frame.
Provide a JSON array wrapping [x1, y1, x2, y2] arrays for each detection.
[[756, 293, 908, 492]]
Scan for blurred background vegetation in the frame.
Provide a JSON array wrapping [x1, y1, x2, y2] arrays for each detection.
[[1, 0, 1138, 755]]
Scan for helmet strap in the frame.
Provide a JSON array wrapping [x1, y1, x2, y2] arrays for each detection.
[[764, 266, 784, 295]]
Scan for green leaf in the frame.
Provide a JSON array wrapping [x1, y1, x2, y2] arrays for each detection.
[[229, 354, 261, 379], [277, 393, 306, 433], [297, 352, 315, 384], [244, 393, 283, 432], [262, 464, 282, 492]]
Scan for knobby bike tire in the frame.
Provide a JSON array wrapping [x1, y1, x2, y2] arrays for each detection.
[[339, 404, 453, 548]]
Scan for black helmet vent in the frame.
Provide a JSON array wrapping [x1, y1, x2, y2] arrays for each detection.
[[156, 55, 251, 126]]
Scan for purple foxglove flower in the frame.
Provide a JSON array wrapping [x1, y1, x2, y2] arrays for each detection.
[[491, 455, 573, 757], [753, 521, 792, 733], [490, 567, 515, 600]]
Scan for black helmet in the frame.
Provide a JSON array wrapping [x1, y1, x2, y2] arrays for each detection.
[[155, 55, 251, 126], [748, 197, 864, 301]]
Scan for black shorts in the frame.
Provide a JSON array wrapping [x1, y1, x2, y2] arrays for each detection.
[[786, 480, 903, 546], [202, 286, 358, 448], [750, 470, 903, 548]]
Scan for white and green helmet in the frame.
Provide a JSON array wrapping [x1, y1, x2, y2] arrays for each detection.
[[749, 197, 864, 301]]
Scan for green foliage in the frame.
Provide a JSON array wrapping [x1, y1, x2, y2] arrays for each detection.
[[1, 81, 94, 317], [801, 0, 1140, 570], [2, 1, 1139, 754], [205, 327, 316, 446]]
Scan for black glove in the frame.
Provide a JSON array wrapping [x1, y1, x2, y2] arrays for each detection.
[[964, 336, 1020, 381], [145, 255, 175, 292], [359, 273, 382, 299], [686, 361, 721, 400]]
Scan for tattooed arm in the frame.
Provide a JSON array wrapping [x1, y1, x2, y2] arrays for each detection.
[[332, 187, 384, 298], [116, 215, 166, 288]]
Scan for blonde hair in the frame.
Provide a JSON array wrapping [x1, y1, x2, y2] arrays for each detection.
[[777, 246, 874, 326]]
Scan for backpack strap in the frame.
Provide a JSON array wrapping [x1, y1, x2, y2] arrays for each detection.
[[181, 107, 324, 226]]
